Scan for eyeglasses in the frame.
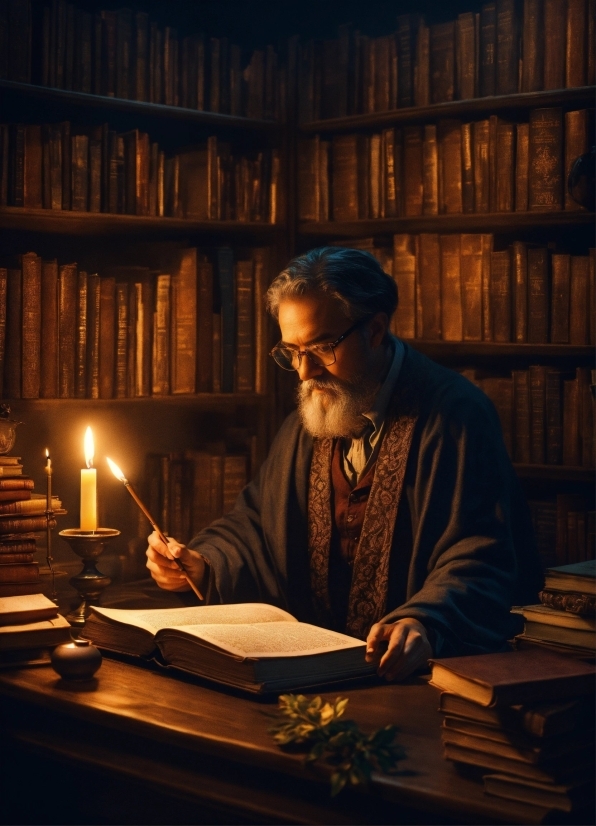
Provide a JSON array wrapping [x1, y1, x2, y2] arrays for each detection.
[[269, 316, 371, 371]]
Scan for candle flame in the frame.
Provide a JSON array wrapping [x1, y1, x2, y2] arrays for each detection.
[[45, 448, 49, 458], [84, 427, 94, 468], [106, 457, 127, 483]]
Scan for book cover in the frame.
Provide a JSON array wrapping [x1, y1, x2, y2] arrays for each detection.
[[439, 234, 463, 341], [171, 249, 197, 395], [20, 251, 41, 399], [58, 262, 77, 398], [528, 108, 563, 212]]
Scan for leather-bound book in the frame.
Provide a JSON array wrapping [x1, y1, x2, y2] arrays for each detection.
[[440, 234, 463, 341], [23, 125, 42, 209], [403, 126, 423, 217], [473, 119, 490, 213], [20, 252, 41, 400], [577, 367, 594, 468], [455, 12, 476, 100], [0, 269, 6, 398], [564, 110, 591, 211], [75, 270, 87, 399], [460, 234, 483, 341], [520, 0, 544, 92], [566, 0, 587, 87], [101, 10, 117, 97], [569, 255, 589, 345], [528, 108, 563, 211], [246, 49, 265, 120], [216, 247, 235, 394], [223, 454, 248, 514], [8, 124, 24, 207], [171, 249, 197, 395], [4, 267, 23, 399], [98, 276, 116, 399], [546, 368, 563, 465], [134, 11, 149, 102], [511, 241, 528, 343], [550, 254, 571, 343], [382, 129, 398, 218], [47, 124, 62, 210], [64, 4, 75, 91], [481, 233, 494, 341], [151, 274, 170, 396], [543, 0, 566, 90], [396, 14, 420, 107], [490, 249, 512, 342], [430, 21, 455, 103], [234, 259, 254, 393], [41, 126, 51, 209], [126, 279, 136, 398], [58, 263, 77, 399], [527, 247, 549, 344], [488, 115, 497, 212], [115, 281, 128, 399], [562, 380, 581, 467], [495, 119, 515, 212], [71, 134, 89, 212], [417, 234, 441, 340], [482, 377, 514, 456], [438, 119, 463, 214], [373, 35, 391, 113], [368, 134, 381, 219], [357, 135, 370, 219], [515, 123, 529, 211], [392, 234, 417, 340], [529, 364, 548, 464], [318, 141, 330, 222], [60, 121, 71, 210], [496, 0, 519, 95], [86, 273, 100, 399], [414, 21, 430, 107], [422, 125, 439, 215], [461, 123, 474, 214], [0, 563, 39, 584], [332, 135, 358, 222], [135, 275, 153, 397], [513, 370, 531, 464], [115, 7, 132, 99], [479, 2, 497, 96], [88, 137, 101, 213], [253, 248, 270, 396]]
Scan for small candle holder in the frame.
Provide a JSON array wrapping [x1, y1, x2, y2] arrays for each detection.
[[59, 528, 120, 627]]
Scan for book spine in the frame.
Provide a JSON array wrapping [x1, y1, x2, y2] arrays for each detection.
[[566, 0, 587, 87], [495, 119, 515, 212], [152, 274, 171, 396], [461, 122, 474, 214], [20, 251, 41, 399], [514, 123, 529, 212], [490, 249, 512, 342], [392, 234, 417, 339], [23, 124, 42, 209], [456, 12, 476, 100], [473, 120, 490, 213], [235, 260, 255, 393], [217, 247, 235, 394], [564, 110, 589, 211], [496, 0, 519, 95], [422, 125, 439, 215], [58, 262, 77, 398], [74, 269, 87, 399], [439, 234, 463, 341], [98, 276, 116, 399], [479, 2, 497, 96], [527, 247, 549, 344], [550, 254, 571, 343], [460, 234, 483, 341], [85, 274, 100, 399], [528, 108, 563, 212], [5, 268, 22, 398], [403, 126, 423, 217], [513, 370, 531, 463], [511, 241, 527, 343], [545, 368, 563, 465], [430, 21, 455, 104], [0, 268, 6, 398], [543, 0, 566, 89], [529, 364, 547, 464], [417, 234, 441, 340], [115, 281, 128, 399], [331, 135, 359, 221], [171, 249, 197, 395], [569, 256, 589, 345], [520, 0, 544, 93], [562, 379, 581, 467]]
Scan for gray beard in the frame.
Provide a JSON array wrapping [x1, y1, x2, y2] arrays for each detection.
[[297, 373, 380, 439]]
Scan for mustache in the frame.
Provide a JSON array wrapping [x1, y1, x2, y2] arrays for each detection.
[[300, 376, 349, 394]]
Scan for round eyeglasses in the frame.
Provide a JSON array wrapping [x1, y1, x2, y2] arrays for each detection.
[[269, 316, 372, 371]]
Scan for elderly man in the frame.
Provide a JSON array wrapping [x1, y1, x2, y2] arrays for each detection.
[[147, 247, 543, 681]]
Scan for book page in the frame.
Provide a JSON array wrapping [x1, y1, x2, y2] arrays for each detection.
[[171, 621, 366, 658], [91, 603, 297, 636]]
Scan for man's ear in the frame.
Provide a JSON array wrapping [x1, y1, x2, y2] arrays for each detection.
[[367, 312, 390, 348]]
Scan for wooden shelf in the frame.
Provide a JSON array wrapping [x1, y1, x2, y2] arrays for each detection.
[[514, 464, 595, 482], [300, 87, 596, 134], [406, 341, 594, 361], [0, 80, 281, 133], [299, 211, 595, 238], [7, 393, 270, 408], [0, 207, 285, 237]]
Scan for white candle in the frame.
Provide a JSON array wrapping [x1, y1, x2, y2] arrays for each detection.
[[44, 448, 52, 512], [80, 427, 97, 531]]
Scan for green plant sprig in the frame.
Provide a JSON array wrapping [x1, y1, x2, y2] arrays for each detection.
[[268, 693, 405, 797]]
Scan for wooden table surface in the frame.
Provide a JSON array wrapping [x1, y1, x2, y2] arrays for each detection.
[[0, 656, 585, 825]]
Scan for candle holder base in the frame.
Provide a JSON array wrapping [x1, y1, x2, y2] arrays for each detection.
[[59, 528, 121, 627]]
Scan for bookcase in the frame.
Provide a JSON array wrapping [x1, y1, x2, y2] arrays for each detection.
[[0, 0, 291, 584], [0, 0, 594, 594]]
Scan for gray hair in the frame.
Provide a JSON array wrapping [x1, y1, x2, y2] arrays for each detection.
[[266, 247, 398, 322]]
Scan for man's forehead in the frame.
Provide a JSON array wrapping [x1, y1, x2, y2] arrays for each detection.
[[278, 295, 350, 344]]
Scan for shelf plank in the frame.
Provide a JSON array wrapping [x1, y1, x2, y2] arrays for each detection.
[[0, 206, 285, 237], [6, 393, 271, 408], [299, 211, 595, 237], [405, 341, 594, 360], [300, 87, 596, 133], [514, 464, 595, 482], [0, 80, 280, 132]]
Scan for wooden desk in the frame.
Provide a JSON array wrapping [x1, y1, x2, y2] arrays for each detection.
[[0, 658, 589, 825]]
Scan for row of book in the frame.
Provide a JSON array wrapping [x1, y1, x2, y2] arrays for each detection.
[[299, 108, 593, 221], [0, 246, 273, 400], [464, 366, 594, 469], [431, 642, 595, 814], [0, 0, 283, 121], [357, 235, 595, 346], [298, 1, 595, 122], [0, 123, 281, 222], [529, 497, 595, 568], [141, 441, 253, 545]]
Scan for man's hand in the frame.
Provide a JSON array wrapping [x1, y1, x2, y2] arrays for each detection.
[[146, 531, 206, 592], [365, 618, 433, 682]]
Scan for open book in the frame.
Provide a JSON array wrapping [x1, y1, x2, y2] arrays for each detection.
[[84, 603, 376, 693]]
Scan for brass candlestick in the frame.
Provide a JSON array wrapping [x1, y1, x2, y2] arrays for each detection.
[[44, 449, 57, 604], [59, 528, 120, 627]]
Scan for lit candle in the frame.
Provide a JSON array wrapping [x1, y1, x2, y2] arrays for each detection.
[[80, 427, 97, 531], [44, 449, 52, 512]]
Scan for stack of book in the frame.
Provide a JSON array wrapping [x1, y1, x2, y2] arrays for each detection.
[[0, 457, 61, 597], [0, 593, 72, 668], [515, 560, 596, 658], [529, 497, 595, 569], [430, 648, 596, 814]]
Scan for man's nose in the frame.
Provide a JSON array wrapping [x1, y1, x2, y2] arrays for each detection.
[[296, 354, 324, 382]]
